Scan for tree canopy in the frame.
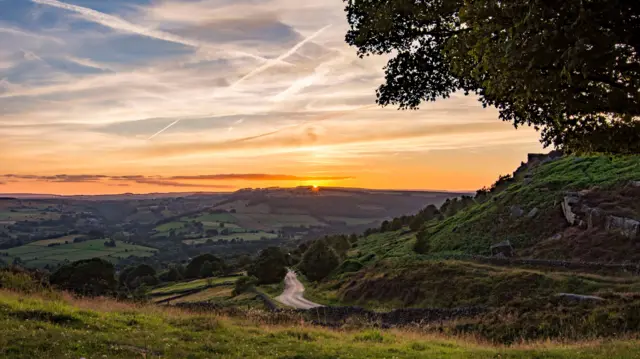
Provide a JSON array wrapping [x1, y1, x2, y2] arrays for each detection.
[[248, 247, 288, 284], [344, 0, 640, 153], [50, 258, 116, 296], [298, 240, 341, 282], [185, 254, 225, 278]]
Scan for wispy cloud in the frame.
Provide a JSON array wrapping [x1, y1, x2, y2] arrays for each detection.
[[231, 24, 331, 88], [31, 0, 291, 64], [0, 173, 353, 186], [0, 26, 63, 44]]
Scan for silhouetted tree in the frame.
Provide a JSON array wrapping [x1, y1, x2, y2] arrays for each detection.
[[344, 0, 640, 153]]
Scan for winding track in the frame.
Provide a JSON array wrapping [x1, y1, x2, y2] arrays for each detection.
[[275, 270, 322, 309]]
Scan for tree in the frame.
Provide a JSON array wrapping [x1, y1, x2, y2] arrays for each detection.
[[344, 0, 640, 153], [50, 258, 116, 296], [248, 247, 288, 284], [409, 204, 441, 231], [298, 240, 340, 282], [200, 261, 214, 278], [158, 266, 183, 282], [185, 254, 225, 278], [119, 264, 156, 289]]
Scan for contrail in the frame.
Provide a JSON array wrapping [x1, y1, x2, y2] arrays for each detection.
[[31, 0, 290, 65], [231, 25, 332, 88], [144, 24, 331, 140], [147, 119, 181, 140]]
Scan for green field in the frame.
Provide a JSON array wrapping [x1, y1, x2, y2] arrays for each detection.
[[151, 276, 239, 295], [30, 235, 82, 246], [182, 231, 278, 245], [0, 239, 157, 268], [1, 289, 639, 358]]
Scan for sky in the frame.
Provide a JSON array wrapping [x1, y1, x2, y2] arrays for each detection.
[[0, 0, 545, 195]]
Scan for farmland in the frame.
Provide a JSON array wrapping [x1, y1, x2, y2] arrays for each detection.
[[0, 239, 157, 268]]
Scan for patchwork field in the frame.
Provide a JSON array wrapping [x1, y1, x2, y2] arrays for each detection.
[[182, 231, 279, 245], [150, 276, 239, 296], [0, 239, 157, 268]]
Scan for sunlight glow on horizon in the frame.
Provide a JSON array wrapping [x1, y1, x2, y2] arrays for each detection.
[[0, 0, 544, 195]]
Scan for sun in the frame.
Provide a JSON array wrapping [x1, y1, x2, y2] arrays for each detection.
[[311, 184, 320, 192]]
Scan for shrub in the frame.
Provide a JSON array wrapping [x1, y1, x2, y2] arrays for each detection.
[[233, 276, 258, 296], [413, 232, 431, 254], [335, 260, 363, 275]]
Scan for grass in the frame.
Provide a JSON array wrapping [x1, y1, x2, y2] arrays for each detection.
[[0, 240, 157, 268], [150, 276, 239, 295], [1, 289, 640, 358]]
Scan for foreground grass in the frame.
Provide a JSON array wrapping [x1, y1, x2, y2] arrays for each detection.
[[1, 290, 639, 358]]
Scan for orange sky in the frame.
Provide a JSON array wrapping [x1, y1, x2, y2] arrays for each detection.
[[0, 0, 545, 195]]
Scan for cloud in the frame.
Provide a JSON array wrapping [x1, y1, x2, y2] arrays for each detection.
[[0, 173, 352, 187], [129, 178, 232, 189], [231, 24, 331, 88], [0, 26, 63, 44], [3, 174, 108, 182], [30, 0, 291, 64], [170, 174, 352, 181]]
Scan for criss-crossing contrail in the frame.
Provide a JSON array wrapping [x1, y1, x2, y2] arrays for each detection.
[[230, 25, 332, 88], [31, 0, 290, 65], [146, 25, 332, 140]]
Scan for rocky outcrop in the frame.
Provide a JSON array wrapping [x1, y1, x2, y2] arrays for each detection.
[[490, 240, 514, 257], [605, 216, 639, 239], [561, 192, 638, 238], [561, 193, 582, 226]]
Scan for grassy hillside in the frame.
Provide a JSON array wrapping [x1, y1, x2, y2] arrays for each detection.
[[1, 289, 639, 358], [421, 155, 640, 259], [295, 154, 640, 343]]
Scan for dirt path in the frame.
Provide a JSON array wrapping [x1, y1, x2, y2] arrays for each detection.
[[275, 270, 322, 309]]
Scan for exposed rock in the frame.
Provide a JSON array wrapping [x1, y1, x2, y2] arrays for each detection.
[[490, 240, 514, 257], [605, 216, 640, 239], [527, 207, 539, 218], [561, 193, 582, 225], [555, 293, 604, 302], [631, 180, 640, 188], [583, 206, 606, 230], [510, 205, 524, 218]]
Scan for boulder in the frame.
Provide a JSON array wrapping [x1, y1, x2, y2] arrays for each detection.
[[631, 180, 640, 188], [490, 240, 514, 257], [510, 205, 524, 218], [605, 216, 640, 239], [561, 193, 582, 225], [527, 207, 539, 218]]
